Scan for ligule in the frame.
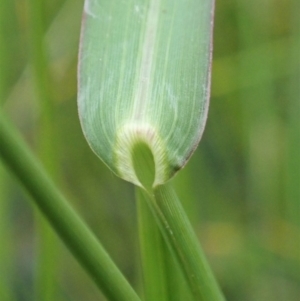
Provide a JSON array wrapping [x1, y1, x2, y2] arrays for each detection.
[[131, 141, 156, 192], [115, 123, 168, 188]]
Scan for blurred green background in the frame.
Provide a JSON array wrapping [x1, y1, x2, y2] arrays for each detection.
[[0, 0, 299, 300]]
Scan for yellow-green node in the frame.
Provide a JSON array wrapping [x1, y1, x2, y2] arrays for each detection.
[[115, 123, 169, 188]]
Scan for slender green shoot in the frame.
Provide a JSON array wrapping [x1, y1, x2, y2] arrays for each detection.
[[152, 184, 225, 301], [0, 112, 141, 301], [134, 142, 192, 300], [132, 142, 225, 301], [0, 1, 15, 298], [0, 164, 15, 301], [27, 0, 59, 299], [133, 142, 170, 300], [136, 188, 169, 301], [137, 187, 195, 301]]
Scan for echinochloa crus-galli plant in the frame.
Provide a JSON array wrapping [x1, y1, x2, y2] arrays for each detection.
[[78, 1, 225, 301]]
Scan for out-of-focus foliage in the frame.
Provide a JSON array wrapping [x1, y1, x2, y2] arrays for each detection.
[[0, 0, 299, 300]]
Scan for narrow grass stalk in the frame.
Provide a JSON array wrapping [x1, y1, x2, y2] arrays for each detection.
[[134, 142, 170, 300], [34, 219, 58, 301], [0, 1, 15, 298], [150, 184, 225, 301], [162, 241, 195, 301], [0, 112, 141, 301], [134, 144, 193, 301], [136, 187, 169, 301], [137, 187, 195, 301], [27, 0, 59, 299], [0, 164, 15, 301], [132, 142, 224, 300]]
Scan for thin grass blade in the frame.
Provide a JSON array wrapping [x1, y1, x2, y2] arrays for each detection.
[[0, 112, 141, 301]]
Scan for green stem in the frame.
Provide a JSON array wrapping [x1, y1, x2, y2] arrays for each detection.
[[136, 187, 169, 301], [34, 219, 58, 301], [137, 187, 194, 301], [162, 243, 194, 301], [150, 184, 225, 301], [0, 1, 15, 299], [0, 164, 15, 301], [26, 0, 59, 300], [0, 112, 141, 301], [132, 141, 224, 300]]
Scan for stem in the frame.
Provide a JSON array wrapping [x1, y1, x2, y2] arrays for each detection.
[[137, 187, 194, 301], [136, 187, 169, 301], [133, 142, 170, 301], [26, 0, 59, 299], [150, 184, 225, 301], [0, 112, 141, 301], [132, 141, 221, 300], [0, 164, 15, 301], [0, 1, 15, 299]]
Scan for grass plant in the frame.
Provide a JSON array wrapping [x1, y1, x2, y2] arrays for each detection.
[[78, 1, 225, 300], [0, 0, 299, 300]]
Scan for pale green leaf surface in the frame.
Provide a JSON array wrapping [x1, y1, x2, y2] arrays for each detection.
[[78, 0, 214, 186]]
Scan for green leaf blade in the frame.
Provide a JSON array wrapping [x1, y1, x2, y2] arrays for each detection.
[[78, 0, 214, 186]]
